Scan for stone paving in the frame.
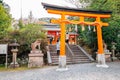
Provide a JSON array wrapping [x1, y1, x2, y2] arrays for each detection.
[[0, 62, 120, 80]]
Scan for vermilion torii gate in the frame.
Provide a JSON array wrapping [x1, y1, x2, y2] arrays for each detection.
[[42, 3, 112, 69]]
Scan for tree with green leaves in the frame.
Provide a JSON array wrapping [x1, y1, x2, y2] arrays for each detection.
[[0, 4, 11, 39], [8, 23, 47, 64], [18, 19, 23, 29], [0, 0, 3, 4], [19, 23, 46, 46], [89, 0, 120, 52]]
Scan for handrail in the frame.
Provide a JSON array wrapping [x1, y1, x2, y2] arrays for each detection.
[[66, 44, 74, 56], [46, 46, 52, 64], [77, 45, 94, 61]]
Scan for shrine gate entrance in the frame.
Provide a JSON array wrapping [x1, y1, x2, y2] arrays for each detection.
[[42, 3, 112, 69]]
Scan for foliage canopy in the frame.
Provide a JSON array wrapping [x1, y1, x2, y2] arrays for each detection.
[[0, 4, 11, 39]]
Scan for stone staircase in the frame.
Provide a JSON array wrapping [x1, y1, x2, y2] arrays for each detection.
[[48, 44, 94, 65], [68, 45, 92, 63], [49, 45, 73, 65]]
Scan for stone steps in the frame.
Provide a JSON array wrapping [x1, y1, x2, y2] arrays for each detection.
[[48, 45, 92, 65], [51, 55, 73, 65]]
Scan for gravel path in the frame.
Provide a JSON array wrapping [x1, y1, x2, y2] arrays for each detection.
[[0, 62, 120, 80]]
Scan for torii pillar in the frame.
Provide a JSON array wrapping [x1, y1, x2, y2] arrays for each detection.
[[96, 17, 108, 68], [57, 14, 68, 70]]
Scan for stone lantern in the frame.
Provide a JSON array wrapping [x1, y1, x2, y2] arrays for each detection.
[[9, 40, 20, 68], [111, 42, 117, 60]]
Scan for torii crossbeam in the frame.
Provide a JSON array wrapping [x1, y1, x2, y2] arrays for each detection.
[[42, 3, 112, 69]]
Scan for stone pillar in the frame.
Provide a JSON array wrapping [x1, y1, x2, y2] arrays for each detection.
[[28, 50, 44, 68]]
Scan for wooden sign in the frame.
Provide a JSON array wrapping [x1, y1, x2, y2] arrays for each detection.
[[0, 44, 8, 54]]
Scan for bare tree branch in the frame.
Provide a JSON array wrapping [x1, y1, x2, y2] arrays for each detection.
[[65, 0, 91, 8]]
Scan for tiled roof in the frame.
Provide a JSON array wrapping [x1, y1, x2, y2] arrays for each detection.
[[42, 24, 60, 31], [42, 3, 112, 14]]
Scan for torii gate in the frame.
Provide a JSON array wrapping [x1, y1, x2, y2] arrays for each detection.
[[42, 3, 112, 69]]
